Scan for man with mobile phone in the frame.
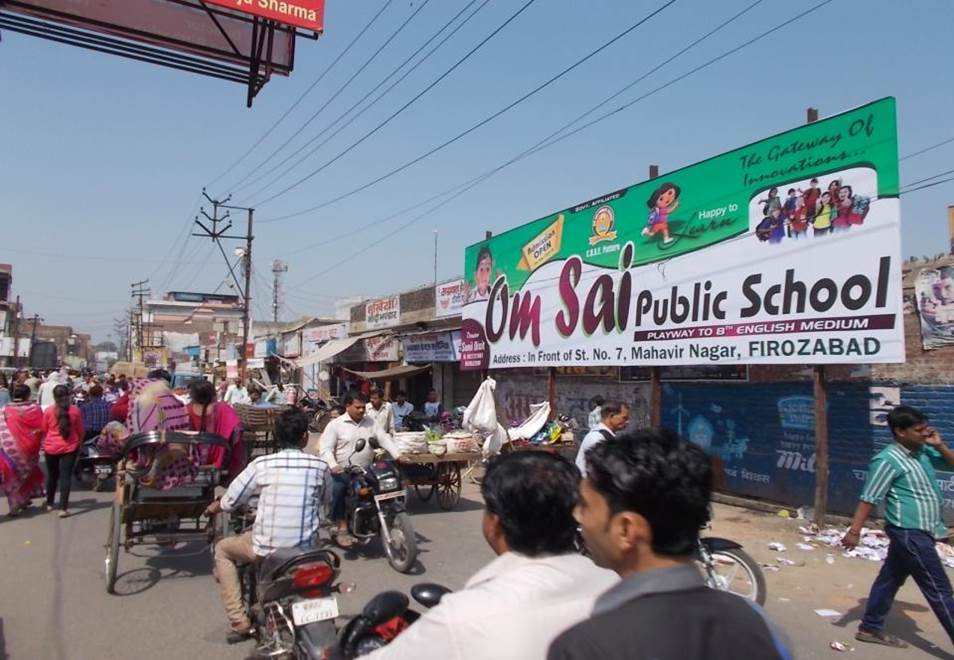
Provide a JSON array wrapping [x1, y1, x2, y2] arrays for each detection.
[[843, 405, 954, 649]]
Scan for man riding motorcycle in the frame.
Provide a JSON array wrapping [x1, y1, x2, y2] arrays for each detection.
[[318, 391, 403, 548], [205, 408, 331, 639]]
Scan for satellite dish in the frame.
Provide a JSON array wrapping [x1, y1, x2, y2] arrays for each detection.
[[318, 370, 330, 382]]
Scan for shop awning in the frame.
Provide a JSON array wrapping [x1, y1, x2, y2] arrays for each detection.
[[342, 364, 431, 381], [294, 330, 389, 368]]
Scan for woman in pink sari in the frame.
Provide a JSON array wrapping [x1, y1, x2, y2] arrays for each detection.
[[0, 384, 46, 515], [187, 380, 245, 483]]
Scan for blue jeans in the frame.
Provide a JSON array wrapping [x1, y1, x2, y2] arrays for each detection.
[[331, 473, 351, 523], [861, 526, 954, 643]]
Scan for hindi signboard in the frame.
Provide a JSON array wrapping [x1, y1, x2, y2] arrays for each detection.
[[435, 279, 466, 318], [403, 332, 460, 363], [365, 296, 401, 330], [461, 98, 903, 370]]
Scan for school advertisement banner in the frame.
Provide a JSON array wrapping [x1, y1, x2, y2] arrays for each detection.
[[461, 98, 903, 370]]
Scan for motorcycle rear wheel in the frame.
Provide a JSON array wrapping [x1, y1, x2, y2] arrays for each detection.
[[703, 548, 766, 605], [382, 512, 418, 574]]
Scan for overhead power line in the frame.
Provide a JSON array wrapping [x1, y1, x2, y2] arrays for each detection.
[[250, 0, 541, 209], [227, 0, 428, 192], [272, 0, 766, 260], [206, 0, 395, 188], [235, 0, 489, 202], [283, 0, 838, 285], [903, 167, 954, 189], [901, 137, 954, 162], [255, 0, 678, 215]]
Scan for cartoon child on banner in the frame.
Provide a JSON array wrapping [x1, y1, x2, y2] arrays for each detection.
[[466, 245, 498, 303], [643, 182, 680, 244]]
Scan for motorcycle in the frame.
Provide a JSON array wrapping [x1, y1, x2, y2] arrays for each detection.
[[229, 511, 351, 659], [76, 435, 116, 492], [576, 528, 765, 605], [340, 438, 418, 574], [336, 583, 451, 658]]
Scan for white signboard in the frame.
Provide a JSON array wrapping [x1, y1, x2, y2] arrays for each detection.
[[282, 334, 301, 358], [365, 296, 401, 330], [302, 322, 349, 344], [403, 332, 460, 363], [435, 279, 465, 318]]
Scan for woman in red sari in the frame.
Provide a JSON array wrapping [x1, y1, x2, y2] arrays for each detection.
[[188, 380, 245, 483], [0, 384, 46, 515]]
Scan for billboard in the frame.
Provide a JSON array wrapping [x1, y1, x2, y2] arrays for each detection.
[[204, 0, 324, 32], [365, 296, 400, 330], [461, 99, 902, 370], [914, 265, 954, 349], [435, 279, 466, 318]]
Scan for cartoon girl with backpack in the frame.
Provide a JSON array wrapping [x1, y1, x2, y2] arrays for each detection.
[[643, 182, 680, 245]]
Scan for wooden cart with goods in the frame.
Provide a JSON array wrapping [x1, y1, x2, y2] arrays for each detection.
[[233, 404, 291, 460], [397, 452, 481, 511], [104, 431, 230, 594]]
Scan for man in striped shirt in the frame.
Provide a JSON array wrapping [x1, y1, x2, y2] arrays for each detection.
[[844, 405, 954, 649], [206, 408, 331, 638]]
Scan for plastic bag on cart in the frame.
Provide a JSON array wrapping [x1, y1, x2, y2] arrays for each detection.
[[483, 423, 508, 459], [463, 378, 498, 435], [508, 402, 551, 442]]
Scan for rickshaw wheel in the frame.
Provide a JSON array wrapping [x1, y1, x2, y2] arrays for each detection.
[[105, 501, 121, 594], [435, 463, 461, 511]]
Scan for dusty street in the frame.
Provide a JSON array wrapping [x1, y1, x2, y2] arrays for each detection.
[[0, 482, 951, 659]]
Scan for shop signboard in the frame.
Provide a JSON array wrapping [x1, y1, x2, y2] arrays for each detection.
[[365, 336, 399, 362], [282, 333, 301, 358], [914, 265, 954, 349], [226, 359, 239, 379], [204, 0, 325, 32], [365, 296, 401, 330], [461, 98, 902, 370], [403, 332, 460, 363], [302, 322, 349, 344], [435, 279, 466, 318]]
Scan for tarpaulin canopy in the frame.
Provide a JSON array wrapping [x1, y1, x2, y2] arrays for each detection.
[[342, 364, 431, 381], [294, 336, 361, 368]]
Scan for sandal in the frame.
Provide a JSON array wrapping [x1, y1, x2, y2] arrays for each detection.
[[855, 629, 908, 648], [335, 532, 355, 549], [226, 625, 253, 644]]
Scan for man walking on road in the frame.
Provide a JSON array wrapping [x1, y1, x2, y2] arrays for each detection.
[[574, 401, 630, 474], [843, 405, 954, 649]]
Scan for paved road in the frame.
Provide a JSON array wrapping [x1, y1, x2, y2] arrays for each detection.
[[1, 482, 951, 659]]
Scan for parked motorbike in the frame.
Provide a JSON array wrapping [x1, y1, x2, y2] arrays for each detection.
[[336, 583, 451, 658], [576, 528, 765, 605], [76, 435, 116, 491], [231, 516, 351, 659], [340, 438, 418, 573]]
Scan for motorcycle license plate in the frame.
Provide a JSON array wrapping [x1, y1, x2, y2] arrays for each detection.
[[291, 596, 339, 626], [94, 465, 113, 476], [374, 491, 404, 502]]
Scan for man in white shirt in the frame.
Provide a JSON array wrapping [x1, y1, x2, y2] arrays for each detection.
[[224, 378, 249, 406], [587, 395, 605, 430], [574, 401, 631, 474], [319, 391, 403, 546], [390, 390, 414, 430], [365, 387, 393, 434], [361, 450, 618, 660]]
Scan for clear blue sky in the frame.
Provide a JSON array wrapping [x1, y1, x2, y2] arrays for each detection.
[[3, 0, 953, 342]]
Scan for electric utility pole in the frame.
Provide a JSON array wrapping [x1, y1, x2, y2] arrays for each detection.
[[192, 189, 254, 382], [27, 313, 43, 368], [271, 260, 287, 322], [130, 280, 150, 359]]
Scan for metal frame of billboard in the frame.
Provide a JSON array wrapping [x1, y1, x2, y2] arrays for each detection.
[[0, 0, 321, 106]]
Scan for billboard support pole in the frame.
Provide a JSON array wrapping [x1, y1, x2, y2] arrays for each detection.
[[547, 367, 557, 421], [648, 164, 663, 428], [805, 106, 829, 526], [482, 230, 493, 382]]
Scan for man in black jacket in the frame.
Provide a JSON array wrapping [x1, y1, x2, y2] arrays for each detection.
[[549, 429, 793, 660]]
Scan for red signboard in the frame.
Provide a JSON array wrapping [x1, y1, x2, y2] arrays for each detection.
[[204, 0, 324, 32]]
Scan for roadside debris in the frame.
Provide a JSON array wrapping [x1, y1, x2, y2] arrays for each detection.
[[830, 641, 854, 652], [768, 542, 787, 552]]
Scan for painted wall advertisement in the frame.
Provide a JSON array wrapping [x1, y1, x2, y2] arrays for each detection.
[[914, 265, 954, 349], [435, 279, 466, 318], [461, 99, 903, 370], [365, 296, 401, 330]]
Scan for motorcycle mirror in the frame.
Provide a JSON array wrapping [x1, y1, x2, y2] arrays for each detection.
[[361, 591, 409, 626], [368, 437, 380, 450], [411, 583, 452, 609], [354, 438, 367, 453]]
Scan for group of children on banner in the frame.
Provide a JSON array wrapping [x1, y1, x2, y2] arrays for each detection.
[[755, 176, 871, 244]]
